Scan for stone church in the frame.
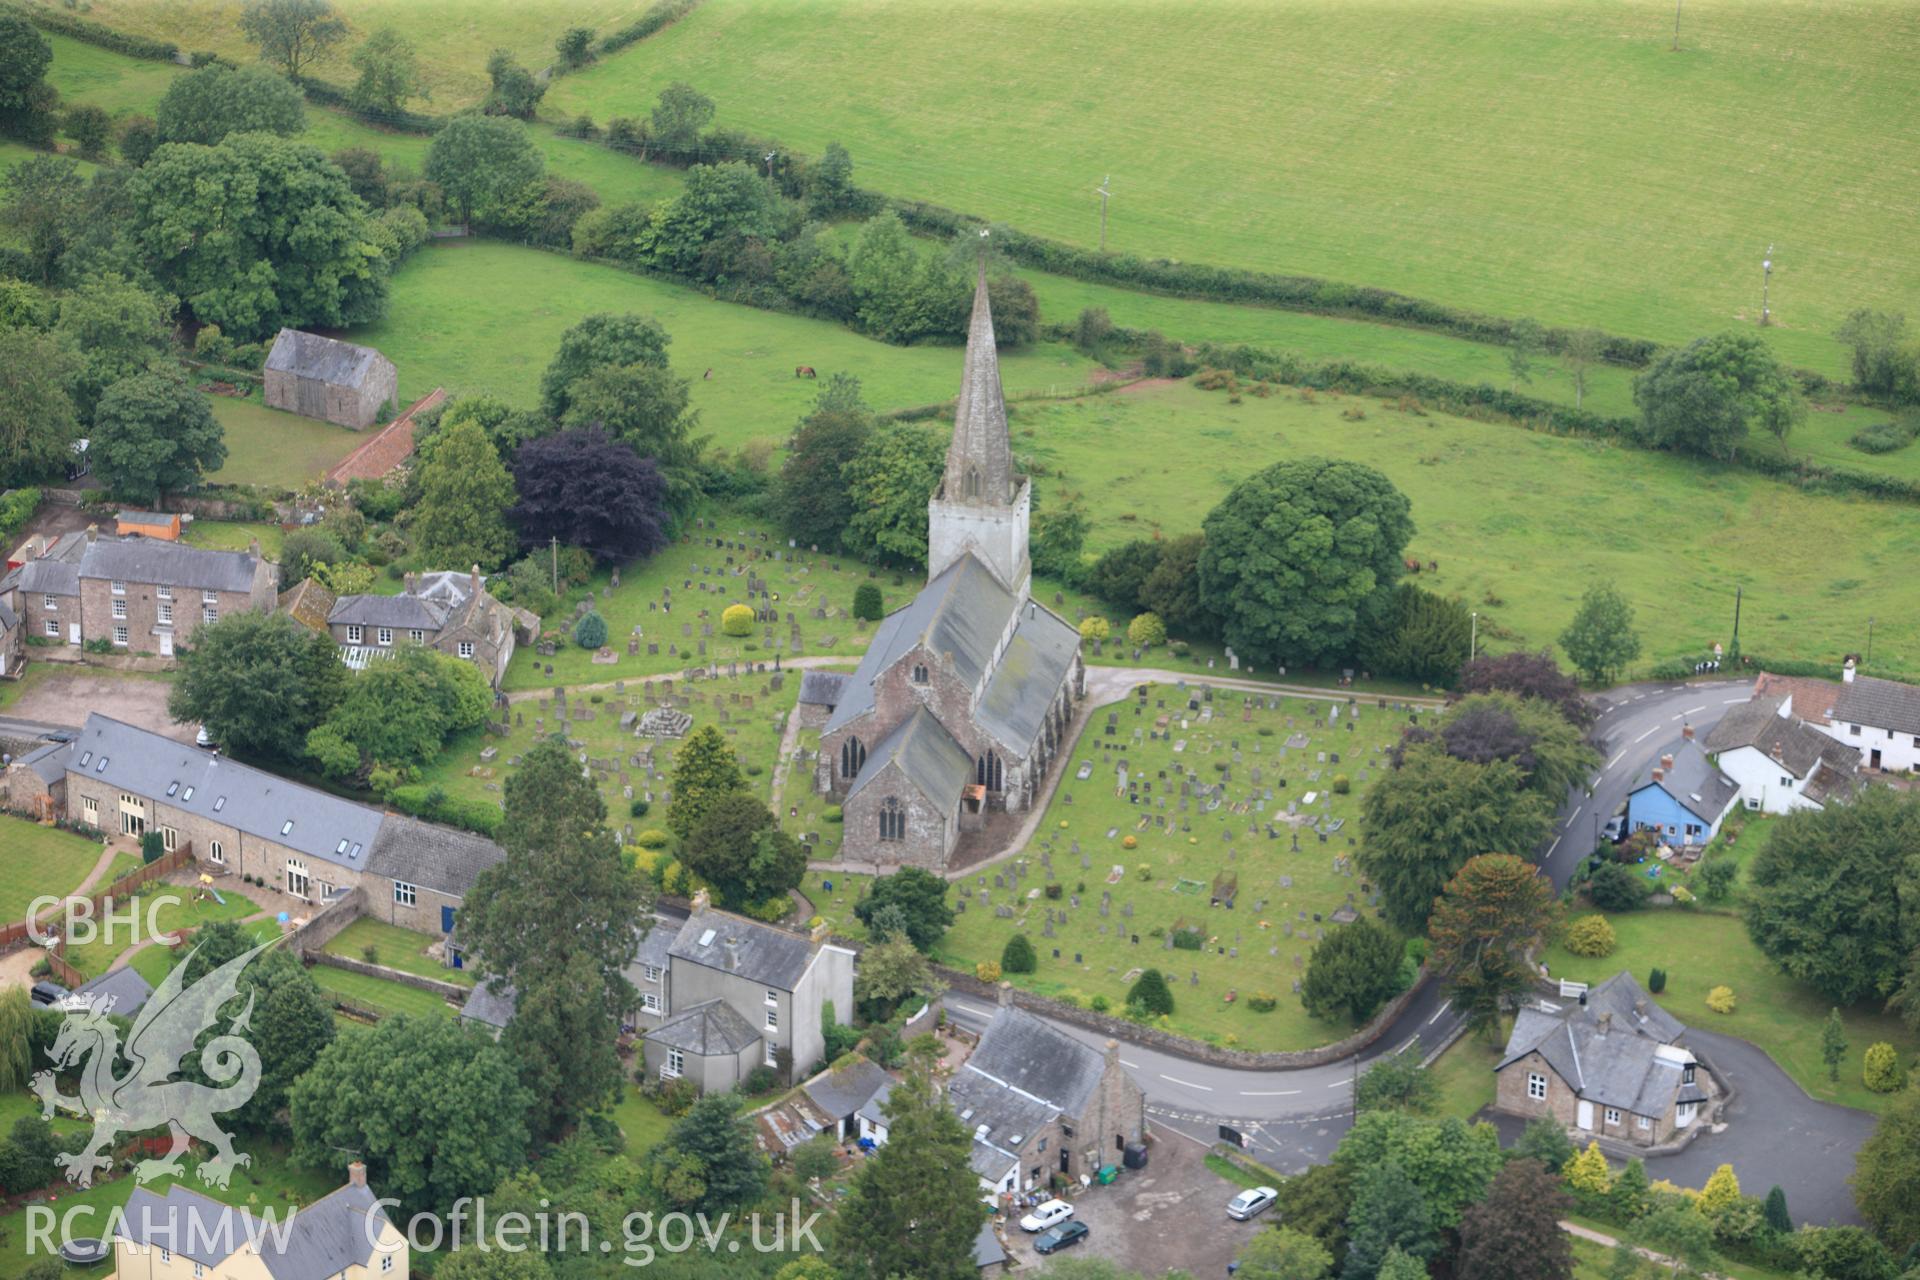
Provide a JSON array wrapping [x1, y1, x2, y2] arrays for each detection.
[[809, 269, 1084, 870]]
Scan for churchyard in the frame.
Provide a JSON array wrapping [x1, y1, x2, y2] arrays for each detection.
[[932, 682, 1431, 1052]]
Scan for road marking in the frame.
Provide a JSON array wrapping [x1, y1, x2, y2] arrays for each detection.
[[1548, 835, 1561, 855], [1428, 999, 1453, 1025], [1570, 806, 1583, 824], [1608, 749, 1626, 769], [1635, 726, 1658, 743], [1121, 1060, 1139, 1069], [1397, 1036, 1421, 1054], [1630, 694, 1644, 701], [1160, 1074, 1213, 1091], [1723, 696, 1748, 705], [1588, 775, 1602, 790], [1683, 705, 1706, 716], [1326, 1079, 1350, 1089], [1239, 1090, 1301, 1097]]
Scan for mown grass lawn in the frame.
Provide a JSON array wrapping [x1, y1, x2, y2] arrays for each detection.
[[0, 817, 103, 926], [206, 392, 367, 490], [309, 964, 455, 1021], [932, 684, 1422, 1051], [323, 917, 472, 987], [180, 518, 286, 558], [611, 1085, 675, 1159], [61, 886, 259, 979], [1541, 907, 1919, 1114], [1424, 1025, 1506, 1125]]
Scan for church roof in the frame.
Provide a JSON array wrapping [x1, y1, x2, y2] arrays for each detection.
[[940, 265, 1016, 506], [977, 601, 1080, 756], [847, 706, 974, 815]]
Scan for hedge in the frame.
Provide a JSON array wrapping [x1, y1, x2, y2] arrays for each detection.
[[294, 75, 443, 135], [0, 487, 42, 540], [597, 0, 702, 55], [7, 1, 179, 61], [385, 784, 502, 838]]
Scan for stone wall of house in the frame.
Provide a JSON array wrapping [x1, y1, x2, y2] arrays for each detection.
[[76, 577, 262, 655], [1493, 1049, 1581, 1128], [837, 759, 956, 870], [20, 589, 75, 646]]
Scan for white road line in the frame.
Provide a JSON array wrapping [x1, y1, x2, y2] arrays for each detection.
[[1635, 726, 1658, 743], [1670, 713, 1684, 721], [1239, 1090, 1301, 1097], [1630, 694, 1645, 701], [1326, 1079, 1350, 1089], [1548, 835, 1561, 855], [1397, 1036, 1420, 1055], [1588, 775, 1602, 790], [1608, 750, 1626, 769], [1121, 1060, 1139, 1069], [1723, 696, 1748, 705], [1428, 999, 1453, 1025], [1684, 705, 1707, 716], [1570, 806, 1583, 824], [1160, 1075, 1213, 1091], [1148, 1120, 1212, 1148]]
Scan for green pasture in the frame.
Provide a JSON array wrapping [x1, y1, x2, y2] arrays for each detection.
[[932, 684, 1424, 1051], [206, 391, 367, 489], [0, 817, 104, 925], [322, 916, 473, 986], [1014, 379, 1920, 671], [546, 0, 1917, 377]]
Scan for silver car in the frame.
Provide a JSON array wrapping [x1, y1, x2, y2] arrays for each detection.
[[1226, 1185, 1278, 1221]]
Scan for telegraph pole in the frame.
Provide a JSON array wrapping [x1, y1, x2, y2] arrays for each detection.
[[551, 535, 559, 594], [1672, 0, 1683, 50], [1095, 175, 1111, 253]]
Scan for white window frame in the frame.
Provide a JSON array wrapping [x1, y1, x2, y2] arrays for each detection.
[[158, 602, 173, 625], [643, 964, 662, 983], [156, 585, 171, 600], [640, 991, 662, 1014], [766, 1008, 778, 1031], [160, 1250, 170, 1265], [394, 881, 417, 907], [42, 594, 56, 610], [194, 1263, 204, 1278], [458, 640, 475, 659], [110, 581, 126, 596], [202, 606, 218, 625], [203, 589, 217, 604], [44, 619, 59, 636], [82, 795, 99, 822], [1637, 1114, 1653, 1130], [111, 598, 127, 620], [409, 629, 425, 644], [377, 627, 393, 647], [209, 840, 224, 864], [160, 826, 177, 852], [1526, 1072, 1547, 1101], [765, 988, 779, 1006], [764, 1041, 778, 1068], [112, 625, 128, 647], [664, 1049, 684, 1079], [383, 1256, 394, 1274], [347, 624, 362, 644], [1604, 1107, 1622, 1126]]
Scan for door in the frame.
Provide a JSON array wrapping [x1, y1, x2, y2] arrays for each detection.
[[1576, 1100, 1594, 1131], [1059, 1148, 1071, 1174], [67, 622, 79, 645], [1871, 748, 1883, 770], [442, 905, 457, 934], [159, 632, 173, 657]]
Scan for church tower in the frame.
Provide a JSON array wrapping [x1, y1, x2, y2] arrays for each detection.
[[927, 265, 1031, 598]]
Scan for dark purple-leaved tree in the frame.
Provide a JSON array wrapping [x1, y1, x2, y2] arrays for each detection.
[[509, 427, 669, 564]]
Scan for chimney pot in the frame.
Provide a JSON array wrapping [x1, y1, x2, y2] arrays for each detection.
[[1661, 754, 1675, 772], [1596, 1012, 1611, 1034], [997, 981, 1013, 1008], [1681, 723, 1694, 740], [347, 1161, 366, 1188], [85, 524, 97, 544], [691, 888, 711, 913], [809, 920, 830, 947], [1651, 768, 1664, 783], [403, 571, 417, 594]]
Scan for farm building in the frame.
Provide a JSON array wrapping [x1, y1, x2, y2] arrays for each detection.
[[264, 329, 399, 429], [115, 510, 180, 541]]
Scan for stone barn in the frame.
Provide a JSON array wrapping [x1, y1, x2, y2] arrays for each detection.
[[264, 329, 399, 429]]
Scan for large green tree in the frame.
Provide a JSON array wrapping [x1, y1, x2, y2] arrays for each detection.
[[410, 414, 517, 570], [558, 362, 701, 521], [425, 113, 543, 228], [177, 922, 334, 1132], [1300, 916, 1404, 1024], [638, 161, 789, 276], [1334, 1108, 1502, 1229], [1358, 743, 1554, 931], [833, 1051, 979, 1280], [1141, 531, 1212, 638], [648, 81, 714, 157], [0, 14, 56, 148], [1559, 582, 1641, 685], [681, 791, 808, 910], [538, 312, 674, 418], [1236, 1228, 1333, 1280], [89, 369, 227, 504], [775, 374, 873, 551], [839, 419, 946, 565], [289, 1014, 531, 1216], [1632, 330, 1804, 461], [667, 724, 747, 838], [1197, 457, 1414, 669], [846, 210, 964, 345], [54, 275, 174, 424], [1, 154, 83, 283], [169, 611, 347, 761], [1427, 853, 1560, 1033], [852, 934, 941, 1024], [1457, 1159, 1574, 1280], [1834, 310, 1920, 406], [0, 329, 80, 486], [239, 0, 346, 79], [1431, 692, 1598, 798], [853, 867, 956, 952], [348, 27, 423, 117], [304, 644, 491, 777], [1340, 1162, 1436, 1280], [1360, 582, 1473, 686], [645, 1091, 768, 1215], [1853, 1086, 1920, 1256], [154, 64, 306, 145]]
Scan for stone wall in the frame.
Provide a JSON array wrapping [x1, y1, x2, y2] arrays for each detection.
[[307, 952, 468, 1003], [288, 886, 365, 958]]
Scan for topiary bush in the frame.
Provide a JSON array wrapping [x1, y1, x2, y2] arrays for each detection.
[[1127, 967, 1175, 1016], [140, 831, 166, 863], [1089, 994, 1110, 1013], [721, 603, 754, 636], [1587, 861, 1651, 911], [630, 798, 650, 818], [1079, 615, 1110, 641], [1331, 773, 1351, 795], [1127, 612, 1166, 648], [1862, 1042, 1906, 1093], [1001, 933, 1037, 974], [574, 611, 608, 649], [852, 583, 884, 621], [1648, 966, 1667, 993], [975, 960, 1001, 983], [635, 828, 672, 850], [1706, 985, 1737, 1014], [1247, 992, 1278, 1013], [1564, 914, 1617, 957]]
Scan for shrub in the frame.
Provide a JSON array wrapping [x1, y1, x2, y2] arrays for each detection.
[[139, 831, 166, 863], [1565, 1141, 1613, 1194], [1127, 968, 1175, 1016], [721, 603, 754, 636], [1089, 994, 1110, 1013], [1862, 1042, 1906, 1093], [630, 798, 650, 818], [1247, 992, 1278, 1013], [1136, 864, 1152, 880], [975, 960, 1001, 983], [1001, 933, 1037, 974], [1331, 774, 1351, 795], [851, 583, 883, 621], [1694, 858, 1737, 903], [1706, 985, 1737, 1014], [1587, 861, 1651, 911], [1170, 926, 1204, 951], [824, 806, 843, 824], [1121, 834, 1138, 849], [1564, 914, 1617, 957], [1648, 967, 1667, 993], [361, 944, 380, 964], [574, 611, 608, 649], [1043, 882, 1063, 899], [1079, 615, 1110, 641], [635, 828, 672, 850], [1127, 612, 1166, 648], [792, 1138, 838, 1182], [1847, 417, 1918, 455]]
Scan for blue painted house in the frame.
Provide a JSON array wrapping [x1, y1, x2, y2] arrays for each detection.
[[1625, 735, 1740, 848]]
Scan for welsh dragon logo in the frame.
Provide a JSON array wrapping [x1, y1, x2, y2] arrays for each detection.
[[31, 940, 274, 1189]]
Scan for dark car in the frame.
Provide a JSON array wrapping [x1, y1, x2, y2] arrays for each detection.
[[1034, 1221, 1090, 1255], [29, 981, 70, 1007]]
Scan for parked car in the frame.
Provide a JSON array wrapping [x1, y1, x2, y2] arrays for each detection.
[[1020, 1200, 1075, 1233], [29, 981, 69, 1007], [1601, 814, 1627, 843], [1226, 1185, 1279, 1220], [195, 725, 216, 749], [1033, 1221, 1090, 1255]]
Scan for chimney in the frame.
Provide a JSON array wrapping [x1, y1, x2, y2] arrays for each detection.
[[1681, 723, 1694, 741], [1595, 1012, 1611, 1035], [809, 919, 830, 948], [1651, 767, 1664, 783], [1104, 1038, 1120, 1066], [347, 1161, 367, 1188], [471, 563, 482, 598], [403, 571, 418, 595], [997, 980, 1013, 1009], [1843, 657, 1858, 683], [1660, 753, 1675, 773], [691, 887, 711, 913], [85, 523, 97, 545], [247, 535, 261, 559]]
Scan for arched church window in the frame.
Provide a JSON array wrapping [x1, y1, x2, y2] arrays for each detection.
[[965, 467, 980, 499], [879, 797, 905, 842], [977, 750, 1003, 793], [840, 736, 867, 781], [911, 664, 929, 684]]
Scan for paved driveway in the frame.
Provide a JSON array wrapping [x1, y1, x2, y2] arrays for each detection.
[[5, 670, 191, 741]]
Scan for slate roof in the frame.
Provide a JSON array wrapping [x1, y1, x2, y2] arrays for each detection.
[[1629, 737, 1740, 823], [630, 920, 676, 973], [80, 537, 262, 594], [1705, 697, 1862, 779], [1498, 973, 1696, 1117], [277, 578, 336, 633], [73, 966, 153, 1016], [1751, 672, 1843, 726], [328, 593, 449, 630], [964, 1005, 1109, 1118], [973, 1221, 1008, 1268], [798, 671, 850, 708], [116, 1181, 389, 1280], [846, 706, 974, 816], [1804, 760, 1867, 808], [977, 601, 1079, 754], [1834, 673, 1920, 737], [459, 981, 517, 1030], [669, 908, 817, 990], [266, 329, 388, 390], [646, 998, 761, 1056], [0, 596, 15, 631], [856, 1080, 894, 1131], [19, 740, 69, 786], [365, 813, 504, 898], [5, 531, 86, 596], [802, 1056, 893, 1120]]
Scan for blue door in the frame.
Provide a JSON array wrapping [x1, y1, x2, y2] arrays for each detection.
[[442, 905, 456, 934]]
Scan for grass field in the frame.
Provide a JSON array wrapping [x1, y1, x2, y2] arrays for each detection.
[[322, 916, 473, 986], [0, 817, 103, 925], [931, 684, 1425, 1051], [310, 963, 455, 1019], [540, 0, 1917, 377], [1540, 907, 1919, 1114], [1012, 379, 1920, 672], [206, 392, 367, 488]]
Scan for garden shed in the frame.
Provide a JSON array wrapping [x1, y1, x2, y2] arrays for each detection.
[[264, 329, 399, 429]]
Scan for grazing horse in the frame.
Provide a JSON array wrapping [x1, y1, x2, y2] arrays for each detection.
[[795, 365, 817, 379]]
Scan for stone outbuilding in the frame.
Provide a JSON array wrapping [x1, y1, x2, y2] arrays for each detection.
[[264, 329, 398, 429]]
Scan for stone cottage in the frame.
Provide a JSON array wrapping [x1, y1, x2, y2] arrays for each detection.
[[264, 329, 399, 429]]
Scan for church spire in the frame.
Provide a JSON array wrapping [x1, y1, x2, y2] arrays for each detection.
[[941, 264, 1015, 507]]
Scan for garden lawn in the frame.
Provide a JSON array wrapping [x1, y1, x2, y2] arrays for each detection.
[[1423, 1024, 1505, 1124], [0, 817, 104, 925], [932, 684, 1424, 1052], [206, 392, 366, 490], [181, 519, 285, 558], [1013, 380, 1920, 673], [1540, 908, 1919, 1114], [611, 1085, 675, 1159], [322, 917, 473, 987], [127, 918, 283, 987], [60, 885, 259, 978], [309, 964, 454, 1020]]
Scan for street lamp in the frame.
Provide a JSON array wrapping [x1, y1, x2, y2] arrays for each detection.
[[1470, 611, 1478, 662], [1761, 246, 1774, 326], [763, 150, 777, 180], [1868, 616, 1875, 666]]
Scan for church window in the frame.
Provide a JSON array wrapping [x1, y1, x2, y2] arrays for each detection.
[[840, 736, 867, 781], [911, 664, 929, 684], [879, 798, 906, 841], [977, 751, 1003, 793], [965, 467, 980, 499]]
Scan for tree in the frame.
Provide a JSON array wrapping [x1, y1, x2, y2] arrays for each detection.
[[638, 160, 788, 276], [426, 113, 544, 227], [1301, 917, 1404, 1024], [1457, 1159, 1574, 1280], [1863, 1042, 1906, 1093], [648, 82, 714, 157], [290, 1014, 531, 1216], [776, 373, 872, 550], [1631, 1205, 1717, 1279], [668, 724, 747, 838], [1088, 538, 1163, 616], [509, 428, 668, 565], [169, 611, 347, 761], [118, 115, 159, 166], [682, 792, 807, 909], [1609, 1156, 1650, 1220], [241, 0, 346, 78], [1428, 853, 1560, 1033], [833, 1053, 979, 1280], [808, 141, 857, 215], [89, 370, 226, 504], [1129, 611, 1168, 648], [1197, 457, 1414, 669], [305, 645, 490, 777], [63, 103, 111, 161], [1698, 1163, 1742, 1217], [854, 867, 955, 951], [54, 274, 174, 424], [1341, 1162, 1437, 1280], [1794, 1228, 1899, 1280], [483, 49, 545, 119], [1512, 1115, 1576, 1174], [0, 14, 56, 147], [572, 610, 607, 649], [435, 1250, 553, 1280], [1128, 967, 1175, 1016], [1335, 1110, 1501, 1231], [554, 27, 593, 69], [1276, 1162, 1354, 1265], [1835, 310, 1920, 405], [411, 414, 517, 570], [1631, 331, 1804, 461], [539, 311, 673, 419], [176, 922, 335, 1132], [1823, 1008, 1850, 1082], [2, 154, 84, 283], [1746, 787, 1920, 1006], [1436, 693, 1598, 799], [1564, 1141, 1612, 1194], [1763, 1185, 1793, 1235], [1360, 583, 1472, 686], [1142, 531, 1212, 637], [1375, 1248, 1429, 1280], [1237, 1227, 1333, 1280], [1560, 582, 1641, 684], [1355, 1054, 1437, 1116], [839, 420, 947, 565], [348, 27, 423, 116], [558, 362, 701, 519], [647, 1091, 768, 1214], [1508, 316, 1545, 391], [0, 330, 79, 486], [1694, 857, 1738, 904], [852, 583, 884, 621], [1588, 861, 1652, 912], [847, 210, 964, 344], [0, 989, 37, 1093], [154, 64, 306, 145], [1001, 932, 1037, 974], [1853, 1084, 1920, 1254], [1359, 744, 1554, 931], [1031, 494, 1088, 582], [853, 934, 940, 1023]]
